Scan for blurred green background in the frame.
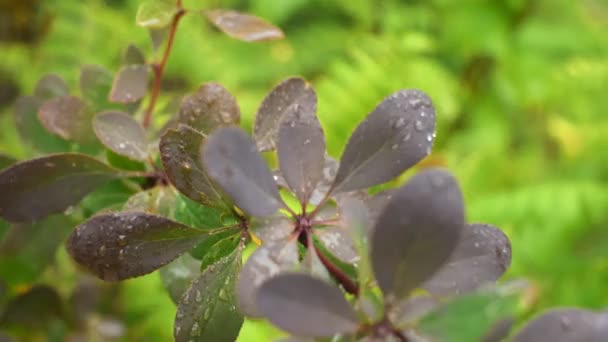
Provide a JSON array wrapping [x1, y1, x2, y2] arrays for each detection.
[[0, 0, 607, 340]]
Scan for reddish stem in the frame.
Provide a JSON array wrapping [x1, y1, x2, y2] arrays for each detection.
[[313, 243, 359, 296]]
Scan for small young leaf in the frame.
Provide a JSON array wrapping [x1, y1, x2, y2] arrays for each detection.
[[80, 64, 113, 109], [123, 44, 146, 65], [13, 96, 71, 153], [332, 90, 436, 193], [136, 0, 177, 28], [371, 169, 464, 300], [0, 286, 63, 328], [178, 82, 241, 134], [160, 253, 200, 304], [423, 223, 512, 297], [93, 111, 149, 161], [67, 212, 207, 281], [514, 308, 608, 342], [278, 103, 325, 203], [174, 247, 243, 342], [160, 125, 228, 207], [38, 95, 92, 144], [257, 273, 359, 337], [204, 9, 284, 42], [34, 74, 69, 100], [237, 240, 299, 317], [254, 77, 317, 152], [123, 186, 177, 217], [0, 154, 16, 170], [109, 65, 149, 103], [203, 127, 283, 217], [0, 153, 119, 222]]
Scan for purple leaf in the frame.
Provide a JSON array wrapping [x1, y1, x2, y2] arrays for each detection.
[[109, 65, 149, 104], [38, 95, 92, 144], [93, 111, 148, 161], [514, 308, 608, 342], [204, 9, 284, 42], [178, 82, 241, 134]]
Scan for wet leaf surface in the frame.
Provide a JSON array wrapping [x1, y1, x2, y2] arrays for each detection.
[[93, 111, 148, 161], [136, 0, 177, 28], [178, 82, 240, 134], [254, 77, 317, 152], [67, 212, 208, 281], [160, 253, 201, 304], [34, 74, 69, 100], [0, 153, 120, 222], [205, 9, 284, 42], [332, 90, 436, 193], [38, 95, 93, 144], [109, 64, 149, 103], [514, 308, 608, 342], [257, 273, 359, 337], [14, 96, 71, 153]]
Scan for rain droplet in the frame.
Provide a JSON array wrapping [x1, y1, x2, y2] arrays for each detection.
[[426, 133, 433, 142], [219, 288, 228, 301], [394, 117, 406, 128], [98, 245, 106, 257], [195, 290, 202, 303], [402, 131, 412, 142], [117, 235, 127, 247], [190, 322, 201, 337], [118, 143, 126, 149], [391, 143, 399, 150], [415, 120, 425, 131], [203, 308, 210, 320], [303, 139, 311, 145]]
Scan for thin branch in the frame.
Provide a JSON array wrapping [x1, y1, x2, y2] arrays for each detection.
[[313, 243, 359, 296]]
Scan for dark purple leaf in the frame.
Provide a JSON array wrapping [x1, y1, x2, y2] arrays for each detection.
[[332, 90, 436, 193], [257, 273, 359, 337], [423, 223, 512, 297], [174, 247, 243, 342], [309, 154, 339, 205], [136, 0, 177, 28], [178, 82, 240, 134], [160, 125, 228, 207], [314, 226, 358, 264], [93, 111, 148, 161], [0, 153, 119, 222], [237, 240, 299, 317], [371, 169, 464, 300], [109, 65, 149, 103], [250, 214, 293, 243], [123, 44, 146, 65], [389, 295, 438, 326], [38, 95, 93, 144], [365, 189, 397, 228], [67, 212, 207, 281], [204, 9, 284, 42], [34, 74, 68, 100], [80, 64, 113, 108], [514, 308, 608, 342], [203, 127, 283, 217], [277, 103, 325, 203], [160, 253, 200, 304], [254, 77, 317, 152]]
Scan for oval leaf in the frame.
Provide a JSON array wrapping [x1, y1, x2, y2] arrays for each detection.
[[0, 285, 63, 328], [314, 226, 358, 264], [123, 44, 146, 65], [67, 212, 207, 281], [13, 96, 71, 153], [109, 65, 149, 104], [254, 77, 317, 152], [332, 90, 436, 193], [136, 0, 177, 28], [203, 127, 283, 217], [80, 64, 113, 108], [371, 168, 464, 300], [93, 111, 148, 161], [423, 223, 512, 297], [278, 103, 326, 203], [38, 95, 92, 144], [204, 9, 284, 42], [174, 247, 243, 342], [0, 153, 119, 222], [34, 74, 69, 100], [178, 82, 241, 134], [257, 273, 359, 337], [514, 308, 608, 342]]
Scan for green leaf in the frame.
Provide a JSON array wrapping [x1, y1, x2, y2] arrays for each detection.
[[34, 74, 68, 100], [136, 0, 177, 28], [13, 96, 71, 153], [123, 186, 177, 217], [172, 193, 237, 230], [198, 233, 241, 271], [93, 111, 149, 161], [0, 153, 120, 222], [174, 246, 243, 342], [0, 154, 16, 170], [106, 149, 146, 171], [204, 9, 284, 42], [80, 179, 138, 215], [160, 253, 201, 304]]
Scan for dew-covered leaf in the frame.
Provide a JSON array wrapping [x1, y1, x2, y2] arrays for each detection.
[[160, 125, 228, 207], [237, 239, 299, 317], [14, 96, 71, 152], [0, 285, 63, 328], [160, 253, 201, 304], [314, 226, 358, 264], [204, 9, 284, 42], [0, 154, 16, 170], [178, 82, 240, 134], [34, 74, 69, 100], [277, 103, 325, 203], [0, 153, 120, 222], [514, 308, 608, 342], [254, 77, 317, 152], [109, 65, 149, 103], [204, 127, 283, 217], [309, 154, 339, 205], [371, 169, 464, 300], [123, 44, 146, 65], [38, 95, 92, 144], [80, 64, 113, 109], [250, 214, 293, 243], [257, 273, 359, 337], [136, 0, 177, 28], [93, 111, 148, 161], [332, 90, 436, 193], [67, 212, 208, 281], [174, 247, 243, 342], [123, 186, 177, 217], [423, 223, 512, 297]]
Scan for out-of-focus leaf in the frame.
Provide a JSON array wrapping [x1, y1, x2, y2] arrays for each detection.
[[254, 77, 317, 152], [332, 90, 436, 193], [109, 65, 149, 103], [371, 169, 464, 300], [237, 240, 299, 317], [160, 253, 200, 304], [124, 44, 146, 65], [136, 0, 177, 28], [123, 186, 177, 217], [204, 127, 283, 217], [204, 9, 284, 42], [0, 154, 16, 170], [337, 197, 372, 284], [178, 82, 240, 134], [174, 247, 243, 342], [80, 64, 113, 109], [250, 214, 293, 243], [93, 111, 148, 161], [13, 96, 71, 153], [37, 95, 92, 144], [309, 154, 339, 205], [301, 247, 330, 281], [513, 308, 608, 342], [160, 125, 228, 207], [34, 74, 68, 100], [67, 212, 208, 281], [0, 286, 63, 328], [482, 318, 514, 342], [257, 273, 359, 337], [314, 226, 358, 264], [277, 103, 325, 203], [149, 27, 169, 52], [423, 223, 512, 297], [365, 189, 396, 227], [389, 295, 438, 327], [106, 150, 146, 171], [80, 179, 137, 215], [0, 153, 120, 222]]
